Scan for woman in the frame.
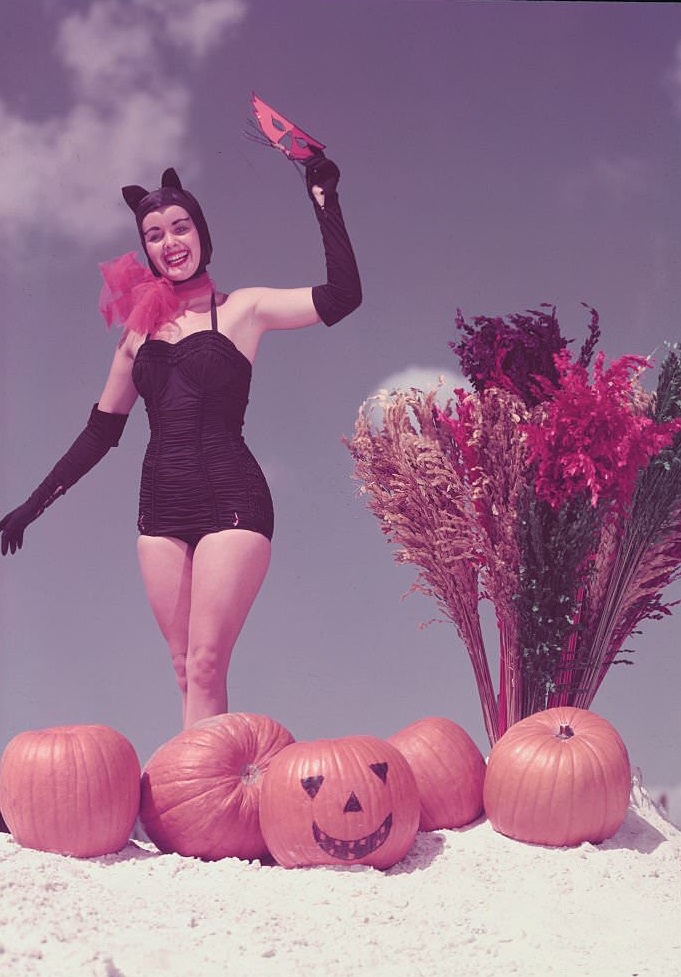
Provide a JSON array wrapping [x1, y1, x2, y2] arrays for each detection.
[[0, 153, 361, 729]]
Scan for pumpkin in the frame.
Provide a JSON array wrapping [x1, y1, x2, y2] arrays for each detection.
[[483, 706, 631, 847], [260, 734, 420, 869], [388, 716, 486, 830], [139, 712, 295, 861], [0, 724, 140, 857]]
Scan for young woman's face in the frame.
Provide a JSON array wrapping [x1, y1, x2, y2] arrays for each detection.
[[141, 205, 202, 281]]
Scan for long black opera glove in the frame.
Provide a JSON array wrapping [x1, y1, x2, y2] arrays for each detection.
[[0, 404, 128, 555], [304, 155, 362, 327]]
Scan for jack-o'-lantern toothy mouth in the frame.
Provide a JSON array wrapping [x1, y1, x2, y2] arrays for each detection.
[[312, 812, 393, 860]]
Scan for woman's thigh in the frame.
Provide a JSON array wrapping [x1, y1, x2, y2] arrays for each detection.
[[188, 529, 272, 651], [136, 535, 194, 646]]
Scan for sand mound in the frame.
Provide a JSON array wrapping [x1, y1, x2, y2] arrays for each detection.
[[0, 784, 679, 977]]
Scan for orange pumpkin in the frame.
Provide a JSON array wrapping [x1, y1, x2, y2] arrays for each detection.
[[483, 706, 631, 847], [388, 716, 486, 830], [0, 724, 140, 857], [260, 735, 420, 869], [140, 712, 294, 861]]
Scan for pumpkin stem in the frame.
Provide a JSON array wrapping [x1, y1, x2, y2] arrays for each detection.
[[240, 763, 261, 785], [556, 723, 575, 740]]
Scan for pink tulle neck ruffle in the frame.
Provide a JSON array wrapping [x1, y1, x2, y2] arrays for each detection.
[[98, 252, 215, 336]]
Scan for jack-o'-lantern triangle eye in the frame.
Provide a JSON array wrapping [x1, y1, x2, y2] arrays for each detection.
[[369, 762, 388, 783], [301, 775, 324, 799]]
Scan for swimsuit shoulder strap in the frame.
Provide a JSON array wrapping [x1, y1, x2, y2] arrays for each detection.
[[210, 291, 218, 331]]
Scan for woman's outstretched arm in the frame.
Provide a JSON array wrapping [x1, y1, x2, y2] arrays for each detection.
[[0, 338, 137, 555]]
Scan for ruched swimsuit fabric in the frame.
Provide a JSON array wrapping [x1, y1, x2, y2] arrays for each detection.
[[132, 295, 274, 547]]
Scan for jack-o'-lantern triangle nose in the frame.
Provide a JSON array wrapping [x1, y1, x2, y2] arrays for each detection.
[[343, 791, 363, 813]]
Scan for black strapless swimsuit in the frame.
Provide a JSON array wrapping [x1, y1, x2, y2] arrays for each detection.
[[131, 295, 274, 547]]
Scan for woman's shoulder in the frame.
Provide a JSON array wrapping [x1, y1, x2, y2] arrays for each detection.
[[220, 286, 266, 308], [117, 328, 145, 359], [217, 286, 271, 326]]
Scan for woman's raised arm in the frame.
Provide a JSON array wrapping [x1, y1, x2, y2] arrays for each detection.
[[248, 155, 362, 336]]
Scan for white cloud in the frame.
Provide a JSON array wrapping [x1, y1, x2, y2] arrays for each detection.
[[562, 33, 681, 209], [56, 2, 156, 101], [148, 0, 247, 58], [372, 365, 468, 402], [56, 0, 247, 98], [592, 157, 647, 198], [0, 92, 189, 246], [664, 38, 681, 116], [0, 0, 247, 253], [562, 155, 648, 208]]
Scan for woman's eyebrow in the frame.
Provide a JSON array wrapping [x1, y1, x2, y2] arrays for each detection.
[[143, 216, 192, 236]]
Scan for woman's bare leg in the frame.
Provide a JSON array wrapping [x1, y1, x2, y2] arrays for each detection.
[[185, 529, 271, 727], [136, 535, 193, 725]]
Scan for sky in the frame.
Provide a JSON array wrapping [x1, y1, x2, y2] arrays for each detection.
[[2, 0, 681, 818]]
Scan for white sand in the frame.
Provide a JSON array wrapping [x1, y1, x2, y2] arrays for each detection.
[[0, 782, 679, 977]]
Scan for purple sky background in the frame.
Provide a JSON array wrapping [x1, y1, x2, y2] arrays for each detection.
[[2, 1, 681, 817]]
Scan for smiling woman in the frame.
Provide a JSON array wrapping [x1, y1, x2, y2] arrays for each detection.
[[142, 208, 202, 279], [122, 169, 214, 284], [0, 131, 362, 733]]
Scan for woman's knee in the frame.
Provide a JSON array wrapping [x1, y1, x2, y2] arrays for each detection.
[[185, 642, 231, 691], [171, 653, 188, 695]]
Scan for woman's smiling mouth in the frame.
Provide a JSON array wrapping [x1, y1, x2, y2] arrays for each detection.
[[165, 250, 190, 269]]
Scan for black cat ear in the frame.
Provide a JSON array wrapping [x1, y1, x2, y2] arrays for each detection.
[[121, 185, 149, 212], [161, 168, 182, 190]]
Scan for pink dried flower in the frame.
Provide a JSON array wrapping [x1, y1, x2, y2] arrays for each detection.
[[525, 352, 680, 510]]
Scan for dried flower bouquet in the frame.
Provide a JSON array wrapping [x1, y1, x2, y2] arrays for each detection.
[[347, 306, 681, 745]]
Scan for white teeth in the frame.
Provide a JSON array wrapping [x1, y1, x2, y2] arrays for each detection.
[[166, 252, 188, 266]]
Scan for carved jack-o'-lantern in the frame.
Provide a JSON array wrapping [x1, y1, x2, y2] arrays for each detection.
[[260, 735, 420, 869]]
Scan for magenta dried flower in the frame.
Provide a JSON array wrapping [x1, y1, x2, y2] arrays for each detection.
[[525, 352, 680, 511], [450, 304, 601, 409]]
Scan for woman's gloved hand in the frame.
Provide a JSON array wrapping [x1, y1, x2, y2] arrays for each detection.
[[0, 404, 127, 556], [303, 153, 340, 210], [0, 483, 60, 554]]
